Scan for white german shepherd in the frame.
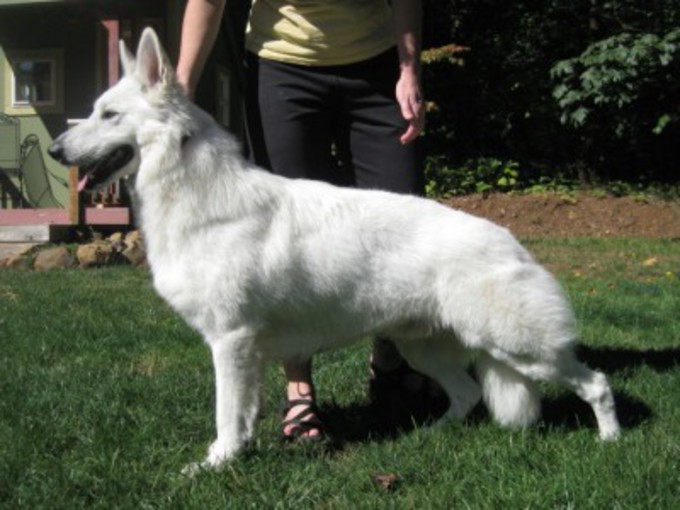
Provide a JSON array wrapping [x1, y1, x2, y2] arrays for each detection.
[[49, 28, 620, 473]]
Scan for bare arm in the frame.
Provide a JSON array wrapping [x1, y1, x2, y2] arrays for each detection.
[[177, 0, 227, 98], [392, 0, 425, 145]]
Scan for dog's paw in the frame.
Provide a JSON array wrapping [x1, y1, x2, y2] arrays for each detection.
[[598, 427, 621, 442], [181, 461, 208, 479], [180, 440, 240, 477], [180, 455, 229, 478]]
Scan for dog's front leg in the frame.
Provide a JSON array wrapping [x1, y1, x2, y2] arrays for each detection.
[[183, 333, 262, 476]]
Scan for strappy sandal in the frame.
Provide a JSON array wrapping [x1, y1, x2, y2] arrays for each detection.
[[281, 398, 326, 442]]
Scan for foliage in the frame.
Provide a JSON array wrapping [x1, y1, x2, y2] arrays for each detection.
[[420, 0, 680, 191], [550, 28, 680, 182], [552, 29, 680, 135], [425, 157, 520, 197]]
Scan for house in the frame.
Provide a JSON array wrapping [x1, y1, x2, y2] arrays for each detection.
[[0, 0, 244, 239]]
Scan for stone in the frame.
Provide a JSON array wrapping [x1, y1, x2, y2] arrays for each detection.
[[108, 232, 126, 253], [4, 253, 31, 270], [33, 246, 76, 271], [76, 242, 116, 268], [125, 230, 141, 246], [108, 232, 124, 243], [122, 241, 147, 267]]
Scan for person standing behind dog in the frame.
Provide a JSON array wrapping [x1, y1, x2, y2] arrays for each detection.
[[178, 0, 427, 440]]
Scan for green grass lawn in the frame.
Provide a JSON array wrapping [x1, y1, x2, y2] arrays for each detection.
[[1, 238, 678, 508]]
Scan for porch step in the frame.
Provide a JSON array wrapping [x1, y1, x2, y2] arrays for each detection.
[[0, 224, 70, 243]]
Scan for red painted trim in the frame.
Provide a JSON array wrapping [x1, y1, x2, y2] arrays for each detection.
[[0, 208, 130, 226], [84, 207, 130, 225], [101, 19, 120, 87], [0, 209, 69, 225]]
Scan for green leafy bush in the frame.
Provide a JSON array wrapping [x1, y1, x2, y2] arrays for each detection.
[[420, 0, 680, 187], [552, 29, 680, 137], [425, 157, 520, 197]]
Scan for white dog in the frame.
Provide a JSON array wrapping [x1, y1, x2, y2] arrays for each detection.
[[49, 28, 620, 474]]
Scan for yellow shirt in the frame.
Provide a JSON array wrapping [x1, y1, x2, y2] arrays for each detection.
[[245, 0, 395, 66]]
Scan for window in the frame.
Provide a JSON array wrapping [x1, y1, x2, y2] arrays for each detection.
[[4, 49, 64, 115]]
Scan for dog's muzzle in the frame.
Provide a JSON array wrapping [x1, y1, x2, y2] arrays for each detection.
[[48, 141, 135, 191]]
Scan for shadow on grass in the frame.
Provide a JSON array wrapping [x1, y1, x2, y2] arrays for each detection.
[[542, 391, 651, 433], [321, 345, 675, 450], [320, 393, 450, 449], [543, 343, 680, 433], [577, 345, 680, 374]]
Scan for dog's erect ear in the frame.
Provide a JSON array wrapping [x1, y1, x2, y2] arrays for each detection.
[[135, 27, 174, 89], [119, 40, 135, 76]]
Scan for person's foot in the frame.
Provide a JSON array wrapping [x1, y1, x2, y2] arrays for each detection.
[[281, 398, 325, 441]]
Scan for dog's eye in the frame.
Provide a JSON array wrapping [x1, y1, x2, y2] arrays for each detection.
[[102, 110, 119, 121]]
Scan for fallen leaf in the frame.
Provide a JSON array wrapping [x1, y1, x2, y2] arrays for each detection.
[[642, 256, 659, 267], [372, 472, 401, 492]]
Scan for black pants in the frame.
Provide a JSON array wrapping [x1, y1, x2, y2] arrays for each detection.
[[243, 48, 424, 194]]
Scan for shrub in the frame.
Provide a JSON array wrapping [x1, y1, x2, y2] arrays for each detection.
[[420, 0, 680, 187], [425, 157, 520, 197]]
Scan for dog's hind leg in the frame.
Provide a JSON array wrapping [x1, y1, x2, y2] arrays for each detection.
[[183, 332, 263, 476], [485, 348, 620, 441], [475, 351, 541, 429], [551, 353, 621, 441], [394, 336, 482, 424]]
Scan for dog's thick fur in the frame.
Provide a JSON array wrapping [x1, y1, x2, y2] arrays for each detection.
[[50, 29, 620, 473]]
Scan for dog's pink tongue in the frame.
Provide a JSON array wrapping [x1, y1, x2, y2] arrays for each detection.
[[77, 174, 89, 192]]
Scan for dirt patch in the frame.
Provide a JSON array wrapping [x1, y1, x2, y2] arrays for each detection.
[[442, 193, 680, 239]]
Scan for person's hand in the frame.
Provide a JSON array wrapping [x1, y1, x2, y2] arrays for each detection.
[[395, 67, 425, 145]]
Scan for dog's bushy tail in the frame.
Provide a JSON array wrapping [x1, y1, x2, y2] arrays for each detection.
[[475, 352, 541, 428]]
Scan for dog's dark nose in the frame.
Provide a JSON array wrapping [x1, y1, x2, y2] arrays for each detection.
[[47, 142, 65, 163]]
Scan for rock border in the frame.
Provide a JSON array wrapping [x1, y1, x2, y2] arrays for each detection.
[[1, 231, 148, 271]]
